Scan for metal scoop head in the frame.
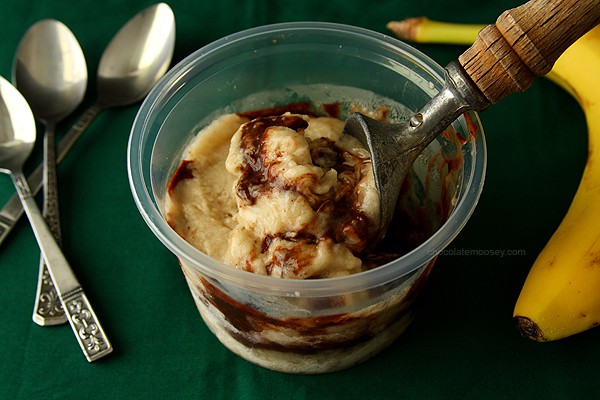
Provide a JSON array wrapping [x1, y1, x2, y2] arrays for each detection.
[[343, 62, 489, 234]]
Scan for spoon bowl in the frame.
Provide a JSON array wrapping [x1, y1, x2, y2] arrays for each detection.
[[13, 19, 87, 124], [97, 2, 175, 106], [0, 77, 36, 171]]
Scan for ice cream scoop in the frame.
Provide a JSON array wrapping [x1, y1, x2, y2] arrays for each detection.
[[344, 0, 600, 234]]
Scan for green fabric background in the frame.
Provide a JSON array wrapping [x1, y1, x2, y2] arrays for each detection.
[[0, 0, 597, 398]]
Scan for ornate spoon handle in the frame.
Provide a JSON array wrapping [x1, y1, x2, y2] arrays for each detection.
[[33, 123, 67, 326], [33, 260, 65, 325], [11, 170, 112, 362]]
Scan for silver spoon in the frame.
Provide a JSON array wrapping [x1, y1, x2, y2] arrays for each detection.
[[13, 19, 88, 326], [344, 0, 600, 237], [0, 76, 112, 362], [0, 2, 175, 244]]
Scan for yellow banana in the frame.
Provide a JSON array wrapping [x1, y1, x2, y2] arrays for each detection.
[[388, 18, 600, 341]]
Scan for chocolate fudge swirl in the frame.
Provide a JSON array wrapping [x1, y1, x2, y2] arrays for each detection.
[[236, 116, 309, 205], [236, 115, 372, 256]]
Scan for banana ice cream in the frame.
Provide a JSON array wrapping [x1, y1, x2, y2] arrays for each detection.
[[164, 104, 447, 373], [166, 110, 381, 277]]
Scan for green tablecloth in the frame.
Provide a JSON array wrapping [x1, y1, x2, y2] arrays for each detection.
[[0, 0, 597, 398]]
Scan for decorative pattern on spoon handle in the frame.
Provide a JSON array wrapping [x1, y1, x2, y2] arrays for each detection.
[[62, 288, 113, 362], [13, 170, 113, 362], [0, 101, 105, 247], [33, 125, 67, 326], [33, 263, 65, 325], [43, 126, 61, 241]]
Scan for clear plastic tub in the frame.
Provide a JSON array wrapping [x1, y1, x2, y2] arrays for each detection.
[[128, 22, 486, 374]]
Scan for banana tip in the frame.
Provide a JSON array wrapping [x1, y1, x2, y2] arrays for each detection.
[[514, 316, 547, 341]]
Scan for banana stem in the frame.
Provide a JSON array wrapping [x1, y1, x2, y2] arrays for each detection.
[[386, 18, 483, 44]]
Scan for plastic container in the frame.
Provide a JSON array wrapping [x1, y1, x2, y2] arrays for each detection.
[[128, 22, 486, 374]]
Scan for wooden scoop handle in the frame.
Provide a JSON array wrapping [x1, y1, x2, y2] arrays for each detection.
[[458, 0, 600, 104]]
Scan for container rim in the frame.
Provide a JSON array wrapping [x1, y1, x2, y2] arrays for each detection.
[[127, 21, 487, 296]]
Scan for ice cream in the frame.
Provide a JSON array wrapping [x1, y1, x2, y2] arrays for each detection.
[[164, 104, 461, 373], [166, 110, 381, 278]]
